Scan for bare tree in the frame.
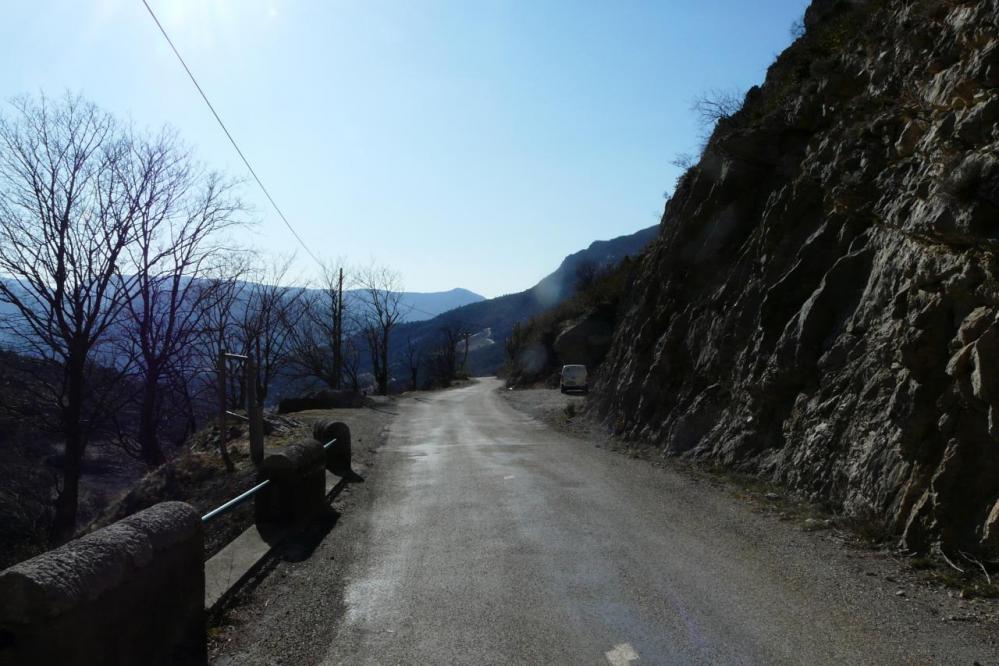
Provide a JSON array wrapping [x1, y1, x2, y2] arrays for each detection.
[[342, 336, 362, 392], [790, 17, 806, 39], [236, 257, 302, 406], [691, 89, 743, 125], [458, 331, 472, 376], [287, 260, 349, 390], [192, 258, 252, 471], [670, 152, 696, 170], [403, 337, 421, 391], [0, 94, 145, 542], [426, 324, 465, 387], [118, 130, 244, 467], [356, 264, 404, 395]]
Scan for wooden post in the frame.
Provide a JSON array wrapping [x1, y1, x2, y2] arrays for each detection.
[[217, 350, 235, 471], [246, 357, 264, 465]]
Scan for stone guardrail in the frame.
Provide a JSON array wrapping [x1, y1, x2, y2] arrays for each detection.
[[0, 421, 354, 666]]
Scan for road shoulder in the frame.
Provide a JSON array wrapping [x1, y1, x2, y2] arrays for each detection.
[[499, 386, 999, 638], [208, 399, 399, 665]]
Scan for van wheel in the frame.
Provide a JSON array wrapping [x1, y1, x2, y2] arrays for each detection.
[[560, 387, 567, 394]]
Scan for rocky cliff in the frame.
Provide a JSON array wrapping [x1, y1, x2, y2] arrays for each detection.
[[594, 0, 999, 556]]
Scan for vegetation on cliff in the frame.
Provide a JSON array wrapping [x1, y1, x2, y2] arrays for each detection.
[[503, 257, 641, 387]]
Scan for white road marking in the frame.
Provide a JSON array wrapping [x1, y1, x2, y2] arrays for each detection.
[[503, 475, 515, 480], [605, 642, 639, 665]]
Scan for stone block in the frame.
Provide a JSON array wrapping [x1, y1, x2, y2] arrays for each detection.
[[312, 420, 354, 477], [255, 438, 326, 526], [0, 502, 204, 666]]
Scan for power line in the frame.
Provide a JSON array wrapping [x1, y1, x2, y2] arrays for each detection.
[[140, 2, 495, 333], [140, 0, 324, 268]]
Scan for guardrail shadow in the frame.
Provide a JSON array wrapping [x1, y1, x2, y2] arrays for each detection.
[[208, 480, 352, 622]]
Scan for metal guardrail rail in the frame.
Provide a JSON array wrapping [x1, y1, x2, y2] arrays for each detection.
[[200, 438, 337, 523]]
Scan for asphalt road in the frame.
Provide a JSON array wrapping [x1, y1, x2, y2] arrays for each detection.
[[317, 379, 996, 665]]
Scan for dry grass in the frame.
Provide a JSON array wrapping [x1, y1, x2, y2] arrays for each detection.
[[908, 557, 999, 600]]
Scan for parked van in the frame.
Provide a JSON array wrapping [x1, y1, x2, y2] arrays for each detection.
[[560, 364, 588, 394]]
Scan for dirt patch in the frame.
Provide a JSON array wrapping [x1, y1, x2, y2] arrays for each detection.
[[0, 435, 151, 570], [88, 401, 395, 562]]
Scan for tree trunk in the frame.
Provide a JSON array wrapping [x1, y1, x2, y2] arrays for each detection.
[[138, 375, 165, 467], [333, 268, 343, 389], [379, 329, 390, 395], [378, 360, 388, 395], [51, 441, 81, 544], [50, 349, 86, 544], [462, 333, 470, 372]]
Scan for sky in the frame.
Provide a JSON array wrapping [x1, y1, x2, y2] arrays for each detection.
[[1, 0, 808, 297]]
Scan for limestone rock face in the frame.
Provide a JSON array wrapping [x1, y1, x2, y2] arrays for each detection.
[[594, 0, 999, 554], [553, 313, 615, 368]]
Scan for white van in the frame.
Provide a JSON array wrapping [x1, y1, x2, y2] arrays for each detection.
[[560, 364, 588, 394]]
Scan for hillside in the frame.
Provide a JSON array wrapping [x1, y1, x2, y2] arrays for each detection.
[[592, 0, 999, 556], [503, 256, 641, 387], [393, 225, 658, 375], [0, 278, 482, 331], [380, 287, 485, 322]]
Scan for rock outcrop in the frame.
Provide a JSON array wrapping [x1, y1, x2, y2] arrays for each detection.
[[594, 0, 999, 555], [553, 313, 615, 368]]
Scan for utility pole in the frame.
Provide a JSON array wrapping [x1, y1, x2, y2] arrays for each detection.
[[333, 267, 344, 390]]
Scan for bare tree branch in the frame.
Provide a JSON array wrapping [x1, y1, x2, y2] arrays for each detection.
[[355, 264, 403, 395]]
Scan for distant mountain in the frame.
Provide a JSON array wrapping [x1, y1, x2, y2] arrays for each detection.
[[0, 277, 484, 353], [386, 287, 485, 322], [392, 225, 659, 376]]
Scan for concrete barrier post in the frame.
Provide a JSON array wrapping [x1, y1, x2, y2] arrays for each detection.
[[0, 501, 205, 666], [312, 419, 353, 477], [254, 438, 326, 526]]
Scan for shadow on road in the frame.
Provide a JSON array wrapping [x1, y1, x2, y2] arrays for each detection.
[[208, 479, 359, 624], [272, 509, 340, 563]]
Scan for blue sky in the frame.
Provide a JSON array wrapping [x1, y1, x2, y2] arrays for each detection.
[[2, 1, 807, 297]]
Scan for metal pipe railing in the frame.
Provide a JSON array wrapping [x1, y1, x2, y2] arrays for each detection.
[[201, 480, 270, 523], [200, 439, 337, 523]]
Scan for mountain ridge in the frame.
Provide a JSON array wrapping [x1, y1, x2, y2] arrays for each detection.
[[392, 224, 659, 375]]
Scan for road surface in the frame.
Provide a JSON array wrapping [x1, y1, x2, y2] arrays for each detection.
[[214, 379, 997, 663], [313, 379, 995, 664]]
